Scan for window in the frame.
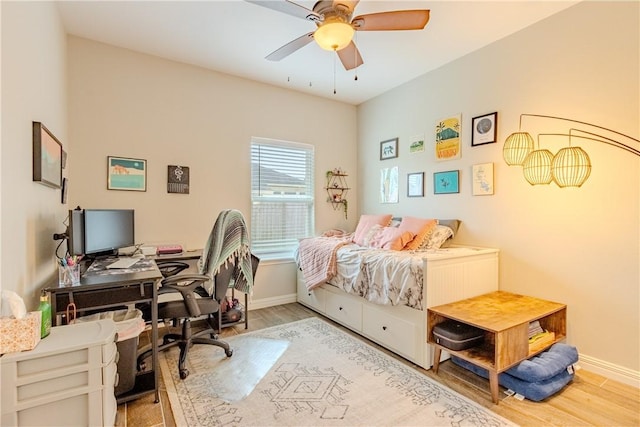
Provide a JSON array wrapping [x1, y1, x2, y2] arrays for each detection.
[[251, 137, 315, 259]]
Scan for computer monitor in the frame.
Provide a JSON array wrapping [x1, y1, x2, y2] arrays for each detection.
[[67, 208, 85, 256], [67, 208, 135, 258]]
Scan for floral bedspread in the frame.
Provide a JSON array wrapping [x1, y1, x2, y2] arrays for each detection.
[[326, 243, 425, 310]]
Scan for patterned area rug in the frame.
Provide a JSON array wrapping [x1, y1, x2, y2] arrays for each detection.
[[160, 317, 516, 426]]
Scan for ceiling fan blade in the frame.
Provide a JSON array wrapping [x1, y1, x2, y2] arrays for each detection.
[[332, 0, 360, 14], [265, 32, 315, 61], [352, 10, 430, 31], [337, 41, 363, 70], [245, 0, 322, 22]]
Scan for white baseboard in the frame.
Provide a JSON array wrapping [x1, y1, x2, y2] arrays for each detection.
[[579, 353, 640, 389], [247, 294, 297, 311]]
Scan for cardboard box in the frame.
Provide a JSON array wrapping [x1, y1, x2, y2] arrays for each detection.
[[0, 311, 41, 354]]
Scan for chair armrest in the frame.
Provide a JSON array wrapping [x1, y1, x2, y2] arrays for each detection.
[[155, 260, 190, 278], [159, 274, 212, 317]]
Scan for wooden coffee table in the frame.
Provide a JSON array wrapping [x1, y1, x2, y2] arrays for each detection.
[[427, 291, 566, 404]]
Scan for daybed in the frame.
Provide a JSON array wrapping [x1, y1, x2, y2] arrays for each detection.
[[296, 215, 499, 370]]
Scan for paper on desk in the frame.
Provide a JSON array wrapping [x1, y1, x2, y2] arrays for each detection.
[[1, 290, 27, 319]]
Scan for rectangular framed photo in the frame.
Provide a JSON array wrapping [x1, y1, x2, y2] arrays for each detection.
[[380, 137, 398, 160], [168, 165, 190, 194], [407, 172, 424, 197], [107, 156, 147, 191], [434, 170, 460, 194], [471, 112, 498, 146], [472, 162, 494, 195], [32, 121, 63, 188], [409, 134, 425, 154], [380, 166, 399, 203], [435, 114, 462, 161]]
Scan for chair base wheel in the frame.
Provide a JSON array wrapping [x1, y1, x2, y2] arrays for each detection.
[[179, 369, 189, 379], [225, 348, 233, 357]]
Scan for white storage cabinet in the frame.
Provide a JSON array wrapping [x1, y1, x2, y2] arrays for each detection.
[[1, 319, 118, 427]]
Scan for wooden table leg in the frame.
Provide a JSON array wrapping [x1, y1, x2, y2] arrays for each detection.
[[489, 370, 499, 404], [432, 347, 442, 373]]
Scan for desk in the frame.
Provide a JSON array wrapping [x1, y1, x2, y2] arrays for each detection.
[[43, 260, 163, 404]]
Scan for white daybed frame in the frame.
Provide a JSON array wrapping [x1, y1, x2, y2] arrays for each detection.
[[296, 246, 499, 370]]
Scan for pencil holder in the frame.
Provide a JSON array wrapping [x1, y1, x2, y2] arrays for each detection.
[[58, 263, 80, 286]]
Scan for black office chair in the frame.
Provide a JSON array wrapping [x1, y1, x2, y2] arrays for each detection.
[[138, 259, 245, 379], [138, 209, 258, 379]]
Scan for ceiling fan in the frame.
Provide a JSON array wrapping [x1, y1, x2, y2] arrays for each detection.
[[246, 1, 430, 70]]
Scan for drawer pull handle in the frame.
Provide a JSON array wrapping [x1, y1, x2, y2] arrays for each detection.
[[339, 306, 343, 311], [308, 293, 312, 296], [382, 326, 387, 331]]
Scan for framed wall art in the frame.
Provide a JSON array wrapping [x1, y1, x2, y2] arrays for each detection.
[[435, 114, 461, 161], [380, 137, 398, 160], [472, 112, 498, 146], [380, 166, 399, 203], [434, 170, 460, 194], [409, 134, 425, 154], [61, 178, 68, 204], [32, 121, 63, 188], [407, 172, 424, 197], [472, 162, 494, 195], [168, 165, 190, 194], [107, 156, 147, 191]]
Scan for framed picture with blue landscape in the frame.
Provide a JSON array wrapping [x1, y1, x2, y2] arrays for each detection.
[[107, 156, 147, 191]]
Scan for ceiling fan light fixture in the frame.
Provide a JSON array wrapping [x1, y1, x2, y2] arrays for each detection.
[[314, 21, 354, 51]]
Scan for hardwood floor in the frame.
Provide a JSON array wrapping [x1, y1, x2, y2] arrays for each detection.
[[117, 303, 640, 427]]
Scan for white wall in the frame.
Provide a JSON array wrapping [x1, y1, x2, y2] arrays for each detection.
[[1, 2, 68, 310], [357, 1, 639, 383], [67, 37, 358, 303]]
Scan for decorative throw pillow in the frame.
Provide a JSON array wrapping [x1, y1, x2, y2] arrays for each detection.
[[437, 219, 461, 248], [362, 224, 384, 247], [397, 216, 437, 250], [353, 214, 393, 246], [421, 225, 454, 250], [368, 227, 415, 250], [389, 217, 402, 228]]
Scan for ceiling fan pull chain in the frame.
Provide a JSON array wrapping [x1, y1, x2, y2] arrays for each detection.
[[354, 31, 358, 81], [333, 52, 337, 94]]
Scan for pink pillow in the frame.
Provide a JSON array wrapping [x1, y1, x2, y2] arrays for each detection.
[[369, 227, 415, 250], [353, 214, 393, 246], [398, 216, 437, 250]]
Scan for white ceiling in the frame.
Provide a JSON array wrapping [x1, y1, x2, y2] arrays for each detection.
[[56, 0, 579, 105]]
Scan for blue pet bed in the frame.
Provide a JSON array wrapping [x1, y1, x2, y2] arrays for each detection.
[[451, 343, 578, 401]]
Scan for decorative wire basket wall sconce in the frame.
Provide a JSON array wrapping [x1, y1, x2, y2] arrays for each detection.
[[503, 114, 639, 188]]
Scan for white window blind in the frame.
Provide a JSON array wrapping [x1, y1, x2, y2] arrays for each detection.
[[251, 138, 315, 259]]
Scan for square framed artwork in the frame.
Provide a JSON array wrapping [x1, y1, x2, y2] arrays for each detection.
[[107, 156, 147, 191], [407, 172, 424, 197], [32, 121, 63, 188], [471, 112, 498, 146], [434, 170, 460, 194], [472, 162, 494, 195], [380, 138, 398, 160]]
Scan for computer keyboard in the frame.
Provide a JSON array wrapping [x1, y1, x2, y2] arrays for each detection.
[[106, 257, 140, 269]]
